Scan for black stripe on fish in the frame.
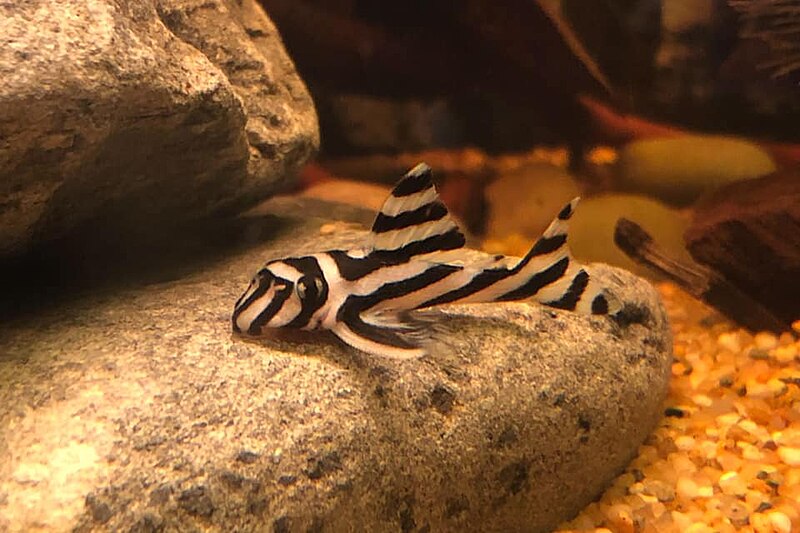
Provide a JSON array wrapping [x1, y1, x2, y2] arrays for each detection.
[[232, 269, 274, 332], [371, 163, 465, 256], [341, 263, 462, 316], [391, 165, 433, 197], [283, 257, 329, 328], [246, 283, 293, 335], [372, 201, 448, 234], [523, 234, 567, 261], [496, 257, 570, 302], [335, 264, 460, 353], [558, 202, 575, 220], [544, 269, 589, 311], [337, 306, 419, 350], [591, 294, 609, 315], [373, 227, 466, 263], [328, 251, 386, 281], [418, 267, 511, 308]]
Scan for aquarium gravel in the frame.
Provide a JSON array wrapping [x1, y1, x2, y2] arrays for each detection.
[[557, 283, 800, 533]]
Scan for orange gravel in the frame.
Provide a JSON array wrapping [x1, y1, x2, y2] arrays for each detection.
[[557, 283, 800, 533]]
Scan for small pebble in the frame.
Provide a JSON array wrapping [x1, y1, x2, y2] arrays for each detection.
[[774, 345, 797, 364], [766, 378, 788, 397], [664, 406, 685, 418], [696, 485, 714, 498], [642, 479, 675, 502], [749, 348, 771, 360], [719, 497, 749, 526], [684, 523, 715, 533], [738, 441, 765, 461], [754, 332, 778, 351], [554, 248, 800, 532], [271, 448, 283, 464], [670, 510, 692, 530], [604, 504, 635, 533], [716, 452, 743, 472], [768, 511, 792, 533], [755, 501, 773, 513], [718, 471, 747, 496], [674, 435, 695, 451], [718, 375, 734, 388], [691, 394, 712, 407], [627, 481, 645, 495], [746, 381, 773, 400], [750, 512, 772, 533], [777, 446, 800, 466], [774, 428, 800, 447], [716, 412, 741, 428], [717, 332, 740, 352], [739, 419, 768, 440]]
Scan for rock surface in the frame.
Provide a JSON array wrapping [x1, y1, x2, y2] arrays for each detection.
[[0, 203, 672, 532], [0, 0, 318, 255]]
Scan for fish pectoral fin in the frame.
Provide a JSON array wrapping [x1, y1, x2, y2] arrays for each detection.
[[332, 310, 430, 359], [368, 163, 466, 258]]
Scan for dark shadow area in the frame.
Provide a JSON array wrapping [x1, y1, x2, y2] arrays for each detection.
[[232, 311, 543, 371], [0, 212, 290, 322]]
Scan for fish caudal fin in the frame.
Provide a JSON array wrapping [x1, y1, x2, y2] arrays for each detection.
[[369, 163, 466, 261], [505, 197, 622, 316]]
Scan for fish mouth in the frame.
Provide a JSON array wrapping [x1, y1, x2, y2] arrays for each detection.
[[231, 318, 264, 337], [231, 312, 257, 336]]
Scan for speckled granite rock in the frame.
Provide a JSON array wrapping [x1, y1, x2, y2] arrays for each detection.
[[0, 208, 671, 532], [0, 0, 318, 255]]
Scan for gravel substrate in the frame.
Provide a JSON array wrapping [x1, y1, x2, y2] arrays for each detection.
[[557, 283, 800, 533]]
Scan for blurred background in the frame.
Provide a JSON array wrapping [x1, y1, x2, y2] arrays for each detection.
[[2, 0, 798, 328], [262, 0, 800, 330]]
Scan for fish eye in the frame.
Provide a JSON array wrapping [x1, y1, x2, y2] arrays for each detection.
[[255, 268, 275, 287], [296, 279, 307, 299], [295, 275, 323, 301]]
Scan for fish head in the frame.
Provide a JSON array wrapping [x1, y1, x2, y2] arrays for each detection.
[[232, 258, 327, 335]]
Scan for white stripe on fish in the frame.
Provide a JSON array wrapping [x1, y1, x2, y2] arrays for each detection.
[[232, 163, 621, 359]]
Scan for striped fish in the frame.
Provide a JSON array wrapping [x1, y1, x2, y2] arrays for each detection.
[[232, 163, 621, 359]]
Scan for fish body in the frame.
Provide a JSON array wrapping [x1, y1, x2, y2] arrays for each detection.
[[233, 163, 621, 359]]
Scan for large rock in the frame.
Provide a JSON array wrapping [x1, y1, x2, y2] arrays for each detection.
[[0, 0, 318, 256], [0, 203, 671, 532]]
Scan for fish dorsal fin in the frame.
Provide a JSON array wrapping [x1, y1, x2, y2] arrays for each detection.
[[369, 163, 466, 261]]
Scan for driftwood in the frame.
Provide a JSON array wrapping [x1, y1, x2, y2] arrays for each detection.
[[685, 173, 800, 327], [614, 172, 800, 332], [614, 218, 788, 333]]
